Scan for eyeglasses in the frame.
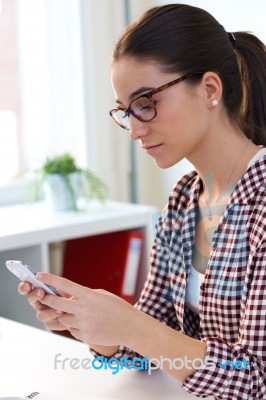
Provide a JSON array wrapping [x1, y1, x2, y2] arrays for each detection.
[[109, 72, 202, 130]]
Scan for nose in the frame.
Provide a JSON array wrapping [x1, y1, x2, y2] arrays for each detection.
[[129, 118, 150, 141]]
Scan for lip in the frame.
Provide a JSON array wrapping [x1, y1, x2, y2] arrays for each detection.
[[142, 144, 163, 155]]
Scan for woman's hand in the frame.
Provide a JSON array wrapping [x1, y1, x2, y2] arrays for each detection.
[[19, 272, 138, 347], [18, 281, 67, 331]]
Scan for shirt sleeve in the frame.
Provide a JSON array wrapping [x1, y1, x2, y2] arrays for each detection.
[[182, 238, 266, 400]]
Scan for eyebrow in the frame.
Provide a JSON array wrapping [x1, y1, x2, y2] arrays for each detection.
[[115, 86, 155, 106], [129, 86, 155, 100]]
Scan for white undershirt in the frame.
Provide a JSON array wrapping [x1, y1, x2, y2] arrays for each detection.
[[185, 147, 266, 314]]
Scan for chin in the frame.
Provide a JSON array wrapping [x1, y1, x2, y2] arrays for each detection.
[[154, 156, 183, 169]]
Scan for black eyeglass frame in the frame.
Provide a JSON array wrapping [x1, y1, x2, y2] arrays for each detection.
[[109, 72, 203, 130]]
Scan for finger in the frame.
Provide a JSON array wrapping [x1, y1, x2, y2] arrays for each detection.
[[36, 272, 84, 298], [18, 281, 32, 295], [27, 288, 46, 308], [36, 308, 63, 323], [55, 289, 73, 299], [57, 313, 76, 329], [68, 327, 82, 341], [45, 318, 68, 331], [39, 293, 78, 314]]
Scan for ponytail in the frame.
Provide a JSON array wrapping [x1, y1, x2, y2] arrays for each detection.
[[233, 32, 266, 145]]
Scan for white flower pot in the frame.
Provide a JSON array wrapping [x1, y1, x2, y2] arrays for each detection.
[[43, 172, 81, 211]]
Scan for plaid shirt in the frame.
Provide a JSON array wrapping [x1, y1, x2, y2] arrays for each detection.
[[92, 155, 266, 399]]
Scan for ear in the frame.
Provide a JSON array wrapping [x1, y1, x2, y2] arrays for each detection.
[[201, 72, 223, 109]]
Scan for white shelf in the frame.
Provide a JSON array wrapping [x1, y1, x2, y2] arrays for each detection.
[[0, 200, 156, 250]]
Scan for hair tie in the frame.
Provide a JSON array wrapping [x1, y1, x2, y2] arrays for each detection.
[[228, 32, 236, 46]]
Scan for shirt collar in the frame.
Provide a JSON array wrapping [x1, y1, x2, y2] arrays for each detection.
[[228, 154, 266, 205], [187, 154, 266, 207]]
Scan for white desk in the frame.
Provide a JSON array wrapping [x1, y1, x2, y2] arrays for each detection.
[[0, 317, 214, 399], [0, 201, 156, 328]]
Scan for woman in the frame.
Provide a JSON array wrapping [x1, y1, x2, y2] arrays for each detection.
[[19, 4, 266, 399]]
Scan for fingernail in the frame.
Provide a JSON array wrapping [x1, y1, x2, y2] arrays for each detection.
[[24, 283, 30, 291], [36, 272, 43, 280], [37, 290, 43, 297], [55, 310, 62, 315]]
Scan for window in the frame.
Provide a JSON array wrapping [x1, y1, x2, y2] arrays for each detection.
[[0, 0, 131, 206], [0, 1, 20, 184], [0, 0, 87, 203]]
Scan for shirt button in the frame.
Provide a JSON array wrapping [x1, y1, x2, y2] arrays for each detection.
[[200, 283, 205, 292]]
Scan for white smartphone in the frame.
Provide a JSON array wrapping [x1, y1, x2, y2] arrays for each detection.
[[6, 260, 61, 296]]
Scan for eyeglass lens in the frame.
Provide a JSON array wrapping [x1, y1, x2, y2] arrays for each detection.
[[113, 96, 156, 129]]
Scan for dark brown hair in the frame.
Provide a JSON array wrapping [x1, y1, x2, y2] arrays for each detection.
[[112, 4, 266, 145]]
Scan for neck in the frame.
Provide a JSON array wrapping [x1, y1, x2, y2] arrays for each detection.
[[188, 129, 259, 204]]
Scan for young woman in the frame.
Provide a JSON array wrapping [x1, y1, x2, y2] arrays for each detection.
[[19, 4, 266, 399]]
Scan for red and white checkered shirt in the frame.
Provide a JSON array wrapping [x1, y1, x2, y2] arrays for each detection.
[[93, 155, 266, 399]]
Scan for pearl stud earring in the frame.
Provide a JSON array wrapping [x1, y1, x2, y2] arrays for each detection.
[[212, 99, 219, 107]]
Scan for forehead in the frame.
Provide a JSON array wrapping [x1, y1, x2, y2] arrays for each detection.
[[111, 57, 175, 102], [111, 57, 161, 79]]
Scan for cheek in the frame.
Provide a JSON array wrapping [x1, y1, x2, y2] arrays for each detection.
[[167, 99, 208, 142], [160, 106, 197, 143], [158, 94, 187, 128]]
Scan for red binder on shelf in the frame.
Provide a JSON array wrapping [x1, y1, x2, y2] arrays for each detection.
[[62, 230, 143, 303]]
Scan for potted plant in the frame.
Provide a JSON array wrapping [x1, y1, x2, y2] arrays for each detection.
[[31, 153, 107, 211]]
